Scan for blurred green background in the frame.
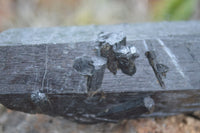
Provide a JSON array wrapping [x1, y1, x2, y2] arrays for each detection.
[[0, 0, 199, 31]]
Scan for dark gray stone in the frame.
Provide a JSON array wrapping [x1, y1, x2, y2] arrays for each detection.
[[0, 21, 200, 123]]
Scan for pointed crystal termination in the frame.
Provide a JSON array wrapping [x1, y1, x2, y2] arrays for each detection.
[[144, 96, 155, 113], [114, 46, 139, 76], [97, 32, 139, 76], [156, 64, 169, 77], [97, 32, 126, 58], [73, 56, 107, 92], [97, 32, 126, 74]]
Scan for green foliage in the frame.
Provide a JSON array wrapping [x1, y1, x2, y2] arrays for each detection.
[[154, 0, 197, 21]]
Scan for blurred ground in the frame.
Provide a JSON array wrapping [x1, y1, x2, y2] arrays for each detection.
[[0, 109, 200, 133], [0, 0, 200, 133]]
